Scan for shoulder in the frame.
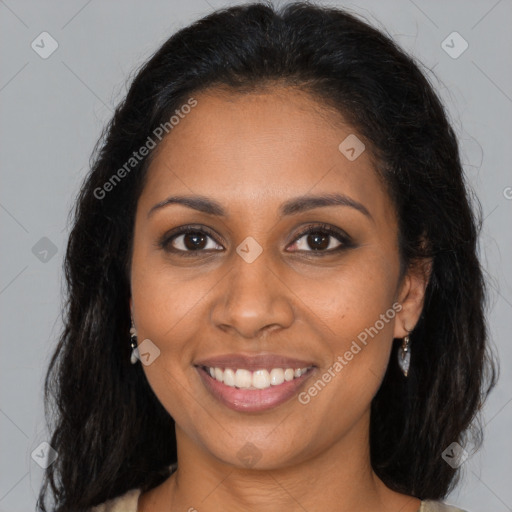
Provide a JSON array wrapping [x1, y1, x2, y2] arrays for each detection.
[[89, 488, 141, 512], [87, 488, 468, 512], [421, 499, 469, 512], [88, 463, 176, 511]]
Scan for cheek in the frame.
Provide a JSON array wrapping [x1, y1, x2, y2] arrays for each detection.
[[130, 236, 207, 344], [130, 252, 204, 421], [130, 225, 400, 421], [290, 252, 399, 398], [291, 252, 399, 339]]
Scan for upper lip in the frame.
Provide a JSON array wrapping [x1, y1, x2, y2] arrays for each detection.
[[194, 353, 316, 371]]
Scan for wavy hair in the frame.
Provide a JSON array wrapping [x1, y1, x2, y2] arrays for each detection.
[[37, 2, 498, 510]]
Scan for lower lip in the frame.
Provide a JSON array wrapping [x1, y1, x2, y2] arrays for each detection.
[[196, 366, 315, 413]]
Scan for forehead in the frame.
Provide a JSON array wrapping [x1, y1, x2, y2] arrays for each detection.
[[139, 87, 392, 221]]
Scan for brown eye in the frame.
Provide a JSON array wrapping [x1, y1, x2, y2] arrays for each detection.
[[305, 232, 334, 250], [180, 231, 209, 251], [160, 226, 224, 254], [288, 224, 353, 253], [293, 231, 341, 251]]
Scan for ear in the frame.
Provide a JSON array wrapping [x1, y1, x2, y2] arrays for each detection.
[[393, 258, 432, 338]]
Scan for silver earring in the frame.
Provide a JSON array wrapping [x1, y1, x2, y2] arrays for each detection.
[[130, 322, 139, 365], [398, 334, 411, 377]]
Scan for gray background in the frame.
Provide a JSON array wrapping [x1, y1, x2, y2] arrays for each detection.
[[1, 1, 511, 511]]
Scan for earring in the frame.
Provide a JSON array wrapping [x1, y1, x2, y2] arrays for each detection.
[[398, 334, 411, 377], [130, 321, 139, 365]]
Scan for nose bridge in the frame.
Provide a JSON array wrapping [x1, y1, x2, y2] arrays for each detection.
[[211, 245, 294, 338]]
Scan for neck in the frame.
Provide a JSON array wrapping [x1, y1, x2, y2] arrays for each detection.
[[140, 413, 420, 512]]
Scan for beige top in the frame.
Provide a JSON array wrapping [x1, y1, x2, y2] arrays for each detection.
[[90, 488, 468, 512]]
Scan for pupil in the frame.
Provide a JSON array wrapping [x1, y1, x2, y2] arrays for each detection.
[[308, 232, 329, 250], [184, 232, 206, 250]]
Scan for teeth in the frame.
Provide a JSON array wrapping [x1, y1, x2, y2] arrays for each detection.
[[252, 370, 270, 389], [284, 368, 295, 381], [223, 368, 236, 387], [269, 368, 284, 385], [205, 366, 311, 390], [235, 369, 252, 388]]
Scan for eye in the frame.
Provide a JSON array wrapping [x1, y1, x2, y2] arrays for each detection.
[[287, 223, 353, 254], [158, 223, 353, 257], [158, 225, 223, 255]]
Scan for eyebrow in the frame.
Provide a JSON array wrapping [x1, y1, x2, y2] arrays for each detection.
[[147, 193, 373, 221]]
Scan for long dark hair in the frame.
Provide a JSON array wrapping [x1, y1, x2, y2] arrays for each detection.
[[37, 2, 498, 510]]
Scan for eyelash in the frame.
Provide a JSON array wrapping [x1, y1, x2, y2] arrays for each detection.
[[157, 223, 354, 257]]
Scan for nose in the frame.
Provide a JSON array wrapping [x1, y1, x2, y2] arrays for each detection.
[[210, 250, 295, 340]]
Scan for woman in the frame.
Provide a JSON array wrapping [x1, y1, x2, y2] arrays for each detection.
[[36, 2, 498, 511]]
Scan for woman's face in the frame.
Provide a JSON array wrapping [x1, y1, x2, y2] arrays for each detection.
[[130, 87, 426, 470]]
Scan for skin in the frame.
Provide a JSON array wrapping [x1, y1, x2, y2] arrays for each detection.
[[130, 86, 431, 512]]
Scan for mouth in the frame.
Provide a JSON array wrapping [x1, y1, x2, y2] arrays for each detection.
[[194, 354, 317, 412]]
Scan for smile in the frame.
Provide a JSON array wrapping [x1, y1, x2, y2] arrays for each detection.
[[196, 365, 316, 412], [204, 366, 313, 389]]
